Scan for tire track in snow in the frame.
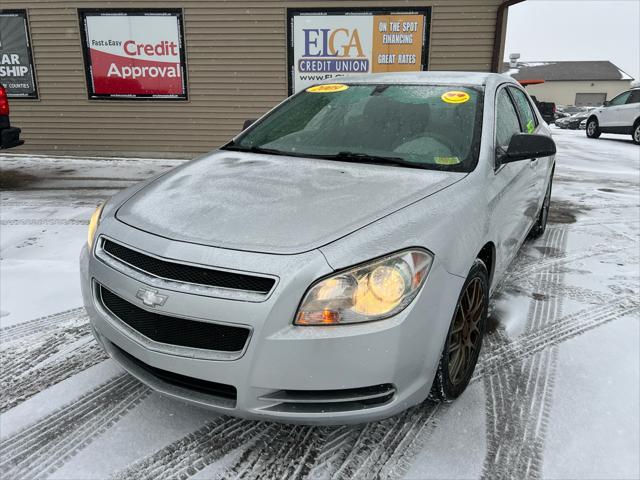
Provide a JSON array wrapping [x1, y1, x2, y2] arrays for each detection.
[[1, 343, 107, 413], [224, 424, 323, 479], [0, 219, 89, 226], [506, 240, 624, 282], [0, 374, 149, 480], [112, 417, 275, 480], [481, 226, 567, 479], [0, 307, 86, 343], [0, 308, 108, 413], [214, 401, 439, 480], [474, 297, 639, 381]]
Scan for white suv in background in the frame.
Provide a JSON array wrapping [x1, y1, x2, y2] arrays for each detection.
[[586, 86, 640, 144]]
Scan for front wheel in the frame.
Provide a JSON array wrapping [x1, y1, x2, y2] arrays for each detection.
[[586, 118, 601, 138], [431, 259, 488, 401], [633, 123, 640, 145]]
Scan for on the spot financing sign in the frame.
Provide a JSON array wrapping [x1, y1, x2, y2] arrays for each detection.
[[79, 10, 187, 100], [288, 8, 430, 93]]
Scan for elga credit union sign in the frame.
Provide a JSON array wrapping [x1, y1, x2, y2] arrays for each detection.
[[79, 10, 187, 99], [288, 8, 430, 93], [0, 10, 38, 98]]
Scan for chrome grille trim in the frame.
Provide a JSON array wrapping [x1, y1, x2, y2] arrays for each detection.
[[95, 236, 277, 302]]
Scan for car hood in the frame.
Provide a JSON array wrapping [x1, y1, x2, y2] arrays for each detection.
[[116, 150, 465, 254]]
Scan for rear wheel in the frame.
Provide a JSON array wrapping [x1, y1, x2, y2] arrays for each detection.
[[529, 177, 552, 239], [431, 259, 488, 401], [633, 123, 640, 145], [586, 118, 601, 138]]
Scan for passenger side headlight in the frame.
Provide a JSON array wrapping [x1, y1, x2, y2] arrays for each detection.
[[295, 249, 433, 325], [87, 203, 104, 247]]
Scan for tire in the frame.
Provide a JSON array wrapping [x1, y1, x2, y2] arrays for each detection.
[[586, 117, 601, 138], [431, 259, 488, 401], [633, 122, 640, 145], [529, 176, 552, 239]]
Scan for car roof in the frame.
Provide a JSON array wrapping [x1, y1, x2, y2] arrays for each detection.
[[320, 71, 517, 87]]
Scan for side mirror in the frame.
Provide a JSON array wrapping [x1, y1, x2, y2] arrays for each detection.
[[242, 119, 257, 130], [499, 133, 556, 164]]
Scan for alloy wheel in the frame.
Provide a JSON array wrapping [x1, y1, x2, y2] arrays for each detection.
[[587, 121, 596, 136], [634, 125, 640, 143], [447, 277, 485, 385]]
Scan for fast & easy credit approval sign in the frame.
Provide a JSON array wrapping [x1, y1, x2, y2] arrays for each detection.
[[288, 8, 430, 93], [79, 10, 187, 99]]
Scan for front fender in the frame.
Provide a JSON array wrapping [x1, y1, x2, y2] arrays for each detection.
[[319, 174, 487, 280]]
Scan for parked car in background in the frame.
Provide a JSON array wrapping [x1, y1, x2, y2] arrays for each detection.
[[586, 86, 640, 144], [555, 105, 586, 122], [80, 72, 556, 424], [530, 95, 556, 124], [0, 85, 24, 150], [556, 110, 593, 130]]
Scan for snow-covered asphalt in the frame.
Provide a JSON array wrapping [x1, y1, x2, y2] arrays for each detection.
[[1, 129, 638, 480]]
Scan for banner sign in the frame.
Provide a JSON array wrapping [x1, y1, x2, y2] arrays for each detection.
[[79, 10, 187, 100], [0, 10, 38, 98], [288, 8, 430, 93]]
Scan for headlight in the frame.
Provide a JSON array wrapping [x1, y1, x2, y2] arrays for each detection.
[[87, 203, 104, 247], [295, 249, 433, 325]]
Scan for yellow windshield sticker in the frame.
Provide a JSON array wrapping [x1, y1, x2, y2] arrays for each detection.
[[306, 84, 349, 93], [434, 156, 461, 165], [441, 91, 470, 104]]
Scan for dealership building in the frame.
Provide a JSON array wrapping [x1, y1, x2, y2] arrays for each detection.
[[2, 1, 522, 158]]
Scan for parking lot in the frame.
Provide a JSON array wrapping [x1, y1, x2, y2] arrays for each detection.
[[1, 128, 638, 479]]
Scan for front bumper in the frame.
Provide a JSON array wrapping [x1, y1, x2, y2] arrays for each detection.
[[81, 220, 463, 425]]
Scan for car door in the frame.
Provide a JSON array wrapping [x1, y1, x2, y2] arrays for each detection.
[[508, 85, 547, 218], [490, 86, 538, 272], [598, 90, 631, 127], [622, 89, 640, 127]]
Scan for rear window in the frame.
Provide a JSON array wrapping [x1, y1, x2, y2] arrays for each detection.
[[231, 84, 484, 172]]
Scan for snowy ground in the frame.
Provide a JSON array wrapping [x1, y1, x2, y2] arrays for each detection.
[[0, 129, 638, 480]]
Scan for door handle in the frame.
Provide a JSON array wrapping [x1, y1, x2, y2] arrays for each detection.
[[530, 158, 538, 168]]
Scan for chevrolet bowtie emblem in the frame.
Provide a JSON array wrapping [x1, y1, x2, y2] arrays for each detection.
[[136, 288, 168, 308]]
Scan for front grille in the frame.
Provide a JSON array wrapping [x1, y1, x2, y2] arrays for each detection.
[[114, 344, 237, 401], [99, 285, 250, 352], [102, 239, 275, 294]]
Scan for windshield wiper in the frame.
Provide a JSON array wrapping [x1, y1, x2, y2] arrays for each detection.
[[324, 151, 427, 169], [221, 143, 292, 157]]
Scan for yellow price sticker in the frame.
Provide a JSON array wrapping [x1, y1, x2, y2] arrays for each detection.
[[434, 156, 461, 165], [306, 84, 349, 93], [441, 91, 470, 104]]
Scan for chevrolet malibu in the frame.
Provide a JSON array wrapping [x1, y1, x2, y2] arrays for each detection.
[[81, 72, 556, 424]]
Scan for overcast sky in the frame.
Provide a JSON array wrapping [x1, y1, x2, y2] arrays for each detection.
[[505, 0, 640, 80]]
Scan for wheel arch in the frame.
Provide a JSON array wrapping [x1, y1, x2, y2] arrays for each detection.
[[476, 242, 496, 287]]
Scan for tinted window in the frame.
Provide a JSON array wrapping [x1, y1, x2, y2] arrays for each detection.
[[230, 85, 484, 172], [609, 91, 631, 106], [627, 90, 640, 104], [495, 88, 522, 149], [509, 87, 538, 133]]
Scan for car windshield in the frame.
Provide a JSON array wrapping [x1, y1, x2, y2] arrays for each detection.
[[225, 84, 484, 172]]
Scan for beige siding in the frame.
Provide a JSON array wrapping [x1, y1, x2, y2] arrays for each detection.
[[524, 80, 632, 106], [4, 0, 504, 158]]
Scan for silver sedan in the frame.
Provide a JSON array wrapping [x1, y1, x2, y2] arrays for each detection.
[[81, 72, 556, 424]]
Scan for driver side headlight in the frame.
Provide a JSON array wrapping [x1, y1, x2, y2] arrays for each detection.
[[87, 203, 104, 247], [295, 249, 433, 325]]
